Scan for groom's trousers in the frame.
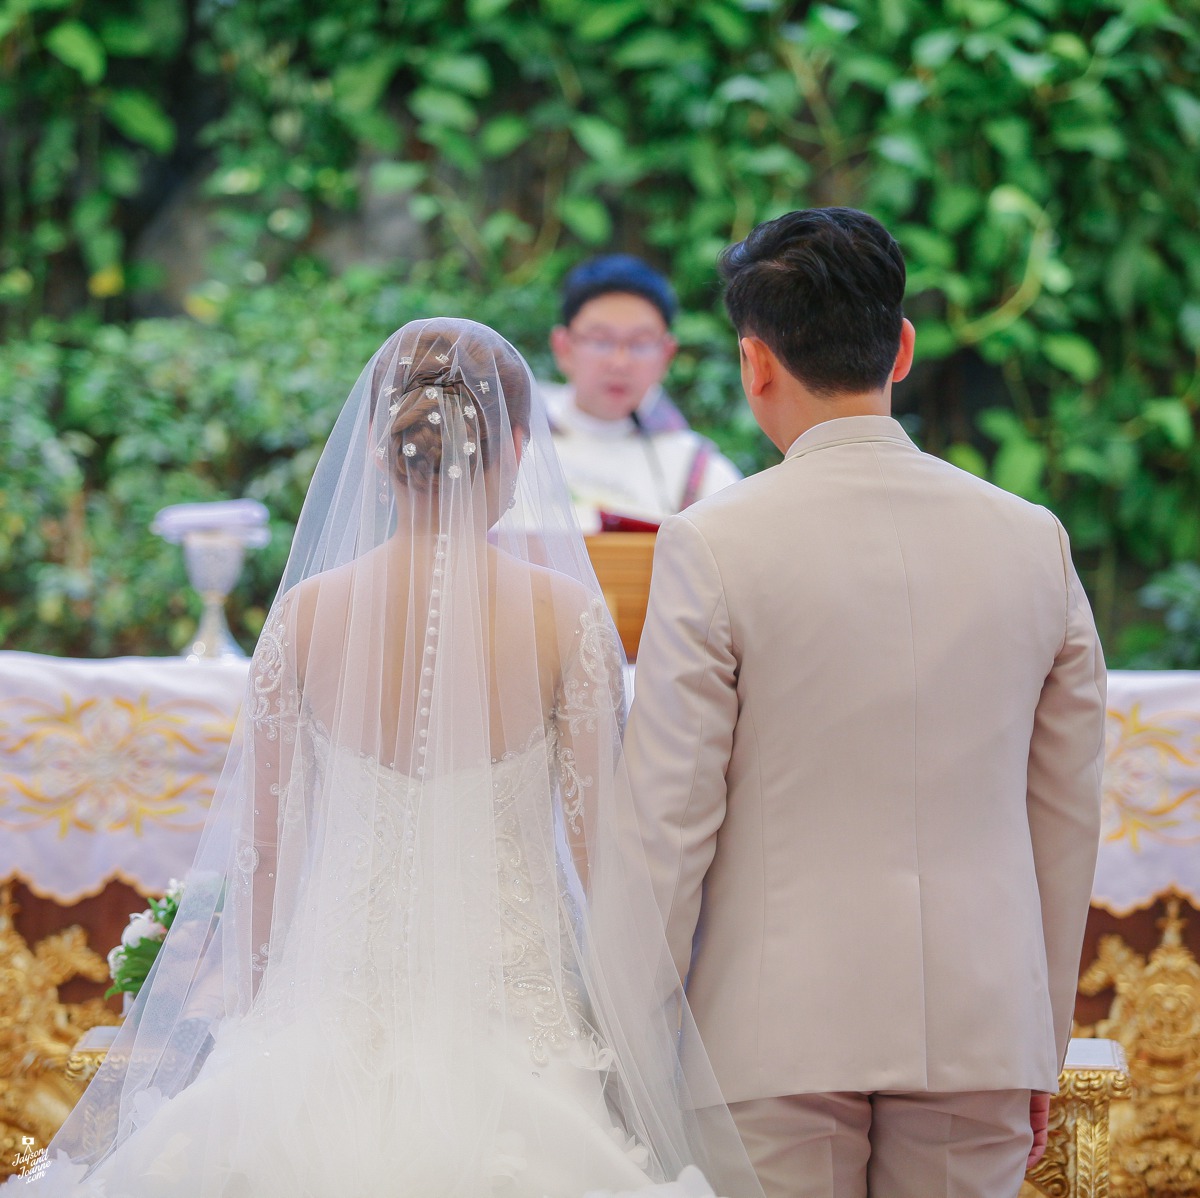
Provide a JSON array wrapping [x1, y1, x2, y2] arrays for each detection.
[[727, 1089, 1032, 1198]]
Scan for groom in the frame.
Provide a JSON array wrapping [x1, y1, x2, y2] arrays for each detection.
[[623, 208, 1106, 1198]]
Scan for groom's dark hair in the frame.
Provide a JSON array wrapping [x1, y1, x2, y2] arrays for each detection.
[[717, 208, 906, 397]]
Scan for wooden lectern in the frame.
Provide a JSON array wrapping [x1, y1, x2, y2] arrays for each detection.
[[584, 532, 657, 660]]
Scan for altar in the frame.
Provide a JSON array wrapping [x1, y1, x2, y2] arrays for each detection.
[[4, 658, 1197, 931], [2, 613, 1200, 1190]]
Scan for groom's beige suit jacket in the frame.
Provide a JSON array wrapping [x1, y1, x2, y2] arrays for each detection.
[[623, 415, 1105, 1104]]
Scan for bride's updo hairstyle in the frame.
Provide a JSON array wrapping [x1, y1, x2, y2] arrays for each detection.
[[370, 319, 531, 493]]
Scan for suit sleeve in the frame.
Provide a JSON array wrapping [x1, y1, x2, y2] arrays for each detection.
[[623, 514, 738, 984], [1027, 516, 1106, 1075]]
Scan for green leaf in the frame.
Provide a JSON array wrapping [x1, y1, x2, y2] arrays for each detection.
[[1126, 0, 1183, 28], [1093, 16, 1134, 57], [133, 0, 185, 56], [875, 133, 931, 174], [963, 0, 1008, 26], [572, 115, 625, 162], [1105, 233, 1146, 317], [369, 162, 427, 194], [810, 5, 859, 35], [1180, 302, 1200, 351], [266, 207, 310, 241], [1053, 124, 1126, 159], [717, 75, 771, 105], [576, 1, 644, 41], [736, 144, 810, 181], [1166, 87, 1200, 147], [1060, 443, 1111, 482], [104, 90, 175, 152], [946, 443, 988, 477], [987, 184, 1039, 219], [342, 110, 402, 153], [1002, 49, 1055, 86], [978, 407, 1026, 445], [409, 195, 441, 223], [992, 436, 1046, 499], [886, 78, 927, 114], [72, 190, 114, 237], [983, 116, 1030, 159], [480, 115, 529, 158], [210, 165, 264, 196], [612, 30, 680, 67], [409, 87, 477, 132], [913, 29, 958, 68], [467, 0, 516, 17], [425, 52, 492, 98], [1047, 32, 1088, 64], [698, 1, 753, 48], [898, 224, 954, 269], [541, 0, 582, 21], [558, 195, 612, 244], [1042, 259, 1073, 294], [333, 50, 402, 116], [101, 147, 141, 197], [1042, 333, 1101, 383], [45, 21, 107, 85], [422, 126, 479, 174], [1143, 399, 1194, 450], [930, 184, 980, 233], [838, 53, 897, 92], [99, 16, 157, 57], [911, 320, 957, 359], [479, 210, 532, 250]]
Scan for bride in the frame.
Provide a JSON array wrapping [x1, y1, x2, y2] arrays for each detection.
[[17, 319, 763, 1197]]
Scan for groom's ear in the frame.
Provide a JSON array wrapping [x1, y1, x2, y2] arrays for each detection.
[[739, 336, 774, 397], [891, 318, 916, 384]]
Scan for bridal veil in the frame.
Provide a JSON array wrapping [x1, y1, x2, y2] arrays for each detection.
[[33, 318, 762, 1197]]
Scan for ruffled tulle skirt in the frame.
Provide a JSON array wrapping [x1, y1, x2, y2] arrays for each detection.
[[8, 1005, 720, 1198]]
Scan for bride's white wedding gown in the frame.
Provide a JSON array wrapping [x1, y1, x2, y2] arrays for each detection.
[[20, 729, 716, 1198], [11, 320, 756, 1198]]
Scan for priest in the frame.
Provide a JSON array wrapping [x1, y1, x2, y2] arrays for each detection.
[[542, 255, 741, 532]]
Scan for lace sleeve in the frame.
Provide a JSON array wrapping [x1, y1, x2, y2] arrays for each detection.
[[238, 604, 301, 987], [552, 597, 625, 887]]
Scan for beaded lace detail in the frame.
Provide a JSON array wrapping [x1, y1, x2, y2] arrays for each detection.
[[240, 594, 622, 1069]]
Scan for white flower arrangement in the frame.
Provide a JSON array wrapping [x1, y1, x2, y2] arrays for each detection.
[[106, 879, 184, 1000]]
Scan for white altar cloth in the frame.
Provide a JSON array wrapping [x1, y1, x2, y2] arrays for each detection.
[[1, 654, 1197, 912], [0, 653, 247, 901], [1095, 670, 1200, 915]]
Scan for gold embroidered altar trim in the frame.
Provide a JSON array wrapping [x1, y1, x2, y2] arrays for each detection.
[[0, 883, 119, 1179], [1074, 898, 1200, 1197]]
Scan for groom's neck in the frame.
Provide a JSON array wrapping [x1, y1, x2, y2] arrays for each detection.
[[766, 383, 893, 454]]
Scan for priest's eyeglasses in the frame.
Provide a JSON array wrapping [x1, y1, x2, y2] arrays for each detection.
[[569, 332, 668, 360]]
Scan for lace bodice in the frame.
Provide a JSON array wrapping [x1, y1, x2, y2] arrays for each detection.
[[242, 597, 623, 1069], [255, 728, 593, 1069]]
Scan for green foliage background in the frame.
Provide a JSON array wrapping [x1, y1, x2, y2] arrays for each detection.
[[1, 0, 1198, 660]]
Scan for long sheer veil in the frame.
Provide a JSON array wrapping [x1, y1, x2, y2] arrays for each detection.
[[30, 318, 763, 1197]]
